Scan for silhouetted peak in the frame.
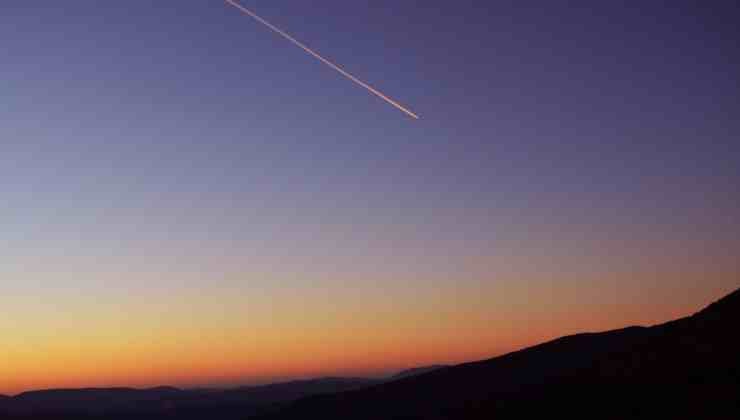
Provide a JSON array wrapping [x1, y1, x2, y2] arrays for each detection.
[[15, 386, 181, 397], [15, 388, 136, 399], [233, 377, 374, 393], [144, 386, 182, 394], [259, 287, 740, 420], [391, 365, 449, 380], [307, 377, 368, 383], [694, 287, 740, 319]]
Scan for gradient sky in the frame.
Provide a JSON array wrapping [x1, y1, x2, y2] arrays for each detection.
[[2, 0, 739, 394]]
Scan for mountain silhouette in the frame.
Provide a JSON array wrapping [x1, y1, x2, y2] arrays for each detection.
[[212, 377, 379, 406], [261, 287, 740, 419], [2, 387, 189, 419], [0, 364, 454, 419], [2, 287, 737, 419], [389, 365, 449, 380], [0, 378, 376, 419]]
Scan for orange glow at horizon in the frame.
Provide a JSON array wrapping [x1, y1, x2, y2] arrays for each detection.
[[3, 267, 735, 395]]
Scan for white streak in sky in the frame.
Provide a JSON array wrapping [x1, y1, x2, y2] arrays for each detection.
[[225, 0, 420, 119]]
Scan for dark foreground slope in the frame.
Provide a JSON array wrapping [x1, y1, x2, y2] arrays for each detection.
[[263, 287, 740, 420]]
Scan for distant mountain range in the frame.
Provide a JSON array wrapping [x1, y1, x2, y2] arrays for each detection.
[[2, 287, 737, 419], [0, 367, 442, 419]]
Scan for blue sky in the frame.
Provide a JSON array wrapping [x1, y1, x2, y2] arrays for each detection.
[[2, 0, 739, 392]]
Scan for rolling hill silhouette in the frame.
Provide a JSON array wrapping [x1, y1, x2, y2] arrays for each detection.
[[207, 377, 379, 407], [0, 371, 432, 419], [389, 365, 449, 381], [262, 287, 740, 419], [0, 378, 379, 419], [2, 287, 737, 419]]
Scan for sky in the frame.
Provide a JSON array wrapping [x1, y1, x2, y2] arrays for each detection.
[[1, 0, 739, 394]]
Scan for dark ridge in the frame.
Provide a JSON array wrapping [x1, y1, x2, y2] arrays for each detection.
[[389, 365, 449, 381], [0, 377, 378, 419], [261, 286, 740, 420], [146, 386, 182, 393], [219, 377, 379, 405], [692, 286, 740, 319], [7, 386, 194, 418], [14, 386, 183, 401]]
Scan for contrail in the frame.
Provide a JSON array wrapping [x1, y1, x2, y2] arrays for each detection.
[[224, 0, 420, 119]]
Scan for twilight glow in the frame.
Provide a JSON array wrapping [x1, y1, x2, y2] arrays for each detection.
[[1, 1, 738, 395]]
